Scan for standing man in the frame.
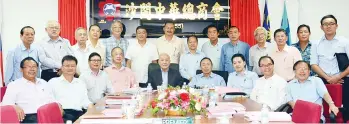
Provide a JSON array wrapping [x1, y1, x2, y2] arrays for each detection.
[[103, 21, 129, 67], [311, 14, 349, 121], [220, 26, 250, 73], [126, 26, 159, 88], [179, 35, 205, 82], [202, 25, 224, 70], [87, 24, 106, 67], [269, 29, 302, 81], [40, 20, 74, 82], [249, 27, 270, 77], [72, 27, 95, 75], [155, 22, 185, 64]]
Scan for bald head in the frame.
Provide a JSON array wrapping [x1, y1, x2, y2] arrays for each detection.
[[159, 53, 170, 71], [74, 27, 88, 45]]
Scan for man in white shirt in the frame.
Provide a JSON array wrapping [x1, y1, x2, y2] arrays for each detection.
[[201, 25, 224, 70], [249, 27, 270, 77], [126, 26, 159, 88], [87, 24, 106, 66], [40, 20, 74, 82], [250, 56, 287, 111], [2, 57, 62, 123], [79, 52, 114, 103], [72, 27, 95, 75], [49, 55, 93, 122], [155, 22, 185, 64]]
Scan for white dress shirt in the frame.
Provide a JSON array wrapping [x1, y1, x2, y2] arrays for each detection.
[[1, 78, 56, 114], [201, 41, 224, 70], [125, 41, 159, 83], [86, 40, 106, 66], [79, 69, 114, 103], [49, 76, 91, 111], [250, 74, 287, 111], [72, 44, 96, 74], [39, 37, 74, 70]]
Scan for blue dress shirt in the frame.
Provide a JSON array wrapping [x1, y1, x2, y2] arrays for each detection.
[[188, 72, 226, 87], [179, 51, 205, 80], [220, 41, 250, 73]]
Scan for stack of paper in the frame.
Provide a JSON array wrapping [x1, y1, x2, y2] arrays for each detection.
[[215, 86, 241, 95], [207, 102, 246, 118], [105, 99, 131, 105], [80, 118, 154, 124], [244, 112, 292, 122], [102, 109, 123, 117]]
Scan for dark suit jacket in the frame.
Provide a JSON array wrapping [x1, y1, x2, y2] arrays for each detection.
[[147, 68, 183, 90]]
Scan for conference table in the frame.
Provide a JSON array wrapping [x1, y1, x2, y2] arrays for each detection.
[[75, 92, 292, 123]]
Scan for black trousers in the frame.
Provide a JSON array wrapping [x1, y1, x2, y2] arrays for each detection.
[[22, 113, 37, 123], [320, 77, 349, 121], [41, 69, 59, 82], [63, 109, 84, 123], [139, 83, 147, 88]]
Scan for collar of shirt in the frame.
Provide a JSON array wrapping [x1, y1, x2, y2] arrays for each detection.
[[275, 45, 291, 52], [185, 50, 201, 55], [21, 77, 42, 85], [136, 41, 150, 47], [160, 35, 177, 43], [229, 40, 240, 46], [88, 68, 102, 76], [110, 36, 124, 43], [320, 34, 340, 41], [261, 74, 278, 81], [293, 77, 312, 84], [256, 42, 270, 50], [59, 75, 78, 84], [111, 64, 126, 72], [199, 72, 214, 78], [208, 41, 221, 47], [87, 40, 103, 48], [235, 70, 248, 76], [293, 42, 312, 49], [20, 43, 34, 52], [48, 36, 63, 43], [161, 68, 169, 73], [72, 44, 90, 52]]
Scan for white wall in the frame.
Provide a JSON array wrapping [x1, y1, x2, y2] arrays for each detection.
[[1, 0, 349, 69], [1, 0, 58, 70], [258, 0, 349, 43]]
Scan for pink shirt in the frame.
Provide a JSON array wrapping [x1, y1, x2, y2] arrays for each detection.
[[269, 45, 302, 81], [104, 65, 138, 92]]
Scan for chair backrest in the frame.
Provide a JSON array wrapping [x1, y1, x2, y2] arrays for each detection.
[[37, 102, 64, 123], [292, 100, 322, 123], [323, 84, 344, 123], [1, 86, 7, 102], [0, 105, 20, 123], [196, 70, 229, 84], [148, 63, 179, 73]]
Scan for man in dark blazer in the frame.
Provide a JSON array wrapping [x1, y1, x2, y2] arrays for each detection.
[[147, 53, 183, 89]]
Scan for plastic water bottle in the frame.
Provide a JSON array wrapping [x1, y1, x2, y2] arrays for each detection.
[[261, 104, 269, 124], [182, 82, 187, 89], [147, 83, 152, 93]]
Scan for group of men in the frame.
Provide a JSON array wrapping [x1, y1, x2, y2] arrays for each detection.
[[1, 14, 348, 123]]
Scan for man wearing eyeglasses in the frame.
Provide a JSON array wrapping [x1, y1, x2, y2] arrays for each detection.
[[39, 20, 74, 82], [250, 56, 287, 111], [72, 27, 96, 75], [79, 52, 114, 103], [310, 14, 349, 121]]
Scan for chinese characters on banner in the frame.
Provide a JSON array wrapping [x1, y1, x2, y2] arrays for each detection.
[[125, 2, 224, 20]]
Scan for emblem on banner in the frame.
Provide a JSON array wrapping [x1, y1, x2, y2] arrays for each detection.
[[98, 0, 121, 22]]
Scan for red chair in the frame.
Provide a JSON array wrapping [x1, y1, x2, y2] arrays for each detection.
[[0, 105, 20, 123], [37, 102, 64, 123], [292, 100, 322, 123], [323, 84, 344, 123], [0, 86, 7, 102]]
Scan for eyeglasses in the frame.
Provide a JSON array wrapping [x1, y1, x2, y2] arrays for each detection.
[[89, 59, 101, 62], [322, 23, 336, 27], [23, 66, 37, 69], [48, 27, 60, 30], [260, 63, 273, 68]]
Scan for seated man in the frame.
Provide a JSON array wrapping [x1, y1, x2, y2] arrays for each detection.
[[250, 56, 287, 111], [49, 55, 93, 122], [105, 47, 137, 92], [2, 57, 62, 123], [287, 60, 339, 122], [189, 57, 226, 88], [147, 53, 183, 89], [227, 54, 258, 97], [79, 52, 114, 103]]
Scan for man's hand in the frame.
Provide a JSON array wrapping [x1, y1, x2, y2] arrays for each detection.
[[329, 104, 339, 116], [327, 75, 343, 84], [13, 105, 25, 122]]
